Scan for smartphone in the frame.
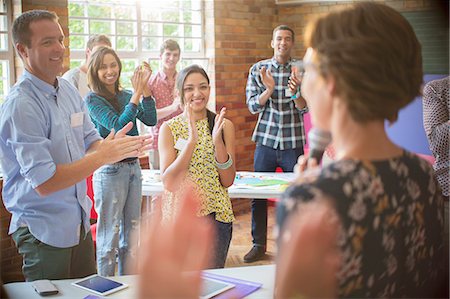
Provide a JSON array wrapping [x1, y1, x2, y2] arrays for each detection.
[[32, 279, 59, 296]]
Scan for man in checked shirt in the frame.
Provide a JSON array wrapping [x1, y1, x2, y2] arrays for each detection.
[[244, 25, 308, 263]]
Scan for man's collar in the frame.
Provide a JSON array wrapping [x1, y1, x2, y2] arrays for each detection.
[[24, 70, 59, 98], [159, 69, 177, 80], [271, 57, 293, 68]]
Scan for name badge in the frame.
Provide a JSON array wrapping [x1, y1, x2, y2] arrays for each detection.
[[285, 88, 292, 97], [174, 138, 188, 151], [71, 112, 84, 127]]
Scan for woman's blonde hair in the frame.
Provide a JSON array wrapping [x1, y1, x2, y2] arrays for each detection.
[[304, 2, 422, 123]]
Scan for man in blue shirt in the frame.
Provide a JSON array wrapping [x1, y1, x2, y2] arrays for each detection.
[[245, 25, 307, 263], [0, 10, 150, 281]]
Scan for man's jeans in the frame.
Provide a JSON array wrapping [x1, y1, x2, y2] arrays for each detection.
[[93, 160, 142, 276], [251, 144, 303, 248]]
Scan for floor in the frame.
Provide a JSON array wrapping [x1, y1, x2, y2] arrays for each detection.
[[224, 199, 277, 268]]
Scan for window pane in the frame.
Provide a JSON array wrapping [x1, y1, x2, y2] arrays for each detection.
[[0, 60, 8, 103], [184, 24, 201, 38], [142, 37, 161, 51], [141, 22, 159, 36], [165, 1, 181, 8], [148, 59, 160, 71], [122, 59, 137, 73], [191, 11, 202, 24], [121, 59, 138, 90], [69, 35, 87, 50], [163, 24, 180, 37], [88, 5, 111, 18], [0, 33, 7, 51], [114, 5, 136, 20], [117, 22, 136, 35], [116, 36, 136, 51], [89, 20, 112, 34], [162, 10, 180, 22], [69, 19, 86, 34], [181, 0, 202, 10], [70, 60, 83, 69], [0, 15, 7, 31], [184, 38, 201, 52], [191, 0, 202, 10], [141, 10, 160, 22], [69, 3, 85, 17]]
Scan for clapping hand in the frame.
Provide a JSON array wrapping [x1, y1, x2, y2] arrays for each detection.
[[212, 107, 226, 146], [288, 69, 302, 95], [98, 122, 152, 164], [260, 66, 275, 92], [132, 62, 153, 98], [137, 186, 213, 299], [184, 102, 198, 144]]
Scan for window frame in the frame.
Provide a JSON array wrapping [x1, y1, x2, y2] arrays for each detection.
[[67, 0, 206, 66], [0, 0, 15, 103]]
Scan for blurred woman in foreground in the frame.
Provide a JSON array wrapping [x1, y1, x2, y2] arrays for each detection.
[[276, 1, 446, 298]]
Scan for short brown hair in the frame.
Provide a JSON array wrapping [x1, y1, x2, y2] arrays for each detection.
[[160, 39, 181, 55], [12, 10, 58, 49], [304, 2, 422, 123], [87, 34, 112, 50], [273, 25, 295, 42]]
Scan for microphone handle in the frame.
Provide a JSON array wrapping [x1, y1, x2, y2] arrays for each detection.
[[308, 148, 325, 164]]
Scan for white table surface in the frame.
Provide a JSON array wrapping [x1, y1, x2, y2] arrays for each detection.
[[3, 264, 275, 299], [142, 170, 294, 199]]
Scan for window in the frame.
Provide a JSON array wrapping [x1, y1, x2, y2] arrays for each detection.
[[68, 0, 206, 90], [0, 0, 14, 103]]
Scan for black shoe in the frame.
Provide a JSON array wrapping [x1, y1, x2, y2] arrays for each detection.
[[243, 246, 266, 263]]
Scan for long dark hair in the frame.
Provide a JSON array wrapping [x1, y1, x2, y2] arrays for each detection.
[[176, 64, 216, 134], [87, 46, 122, 112]]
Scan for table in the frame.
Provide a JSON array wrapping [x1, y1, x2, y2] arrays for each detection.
[[142, 170, 295, 199], [3, 264, 276, 299]]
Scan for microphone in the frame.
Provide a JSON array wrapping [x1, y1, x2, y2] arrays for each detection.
[[307, 128, 332, 164]]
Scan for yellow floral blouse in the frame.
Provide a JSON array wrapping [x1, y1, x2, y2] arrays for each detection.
[[162, 115, 234, 223]]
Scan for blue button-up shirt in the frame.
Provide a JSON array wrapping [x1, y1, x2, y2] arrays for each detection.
[[0, 71, 102, 248]]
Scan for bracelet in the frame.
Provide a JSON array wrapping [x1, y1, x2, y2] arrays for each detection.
[[215, 153, 233, 170]]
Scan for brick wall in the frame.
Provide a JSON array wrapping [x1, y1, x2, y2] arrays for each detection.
[[277, 0, 439, 55], [213, 0, 279, 171]]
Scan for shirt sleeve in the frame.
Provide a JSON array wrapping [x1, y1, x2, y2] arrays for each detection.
[[0, 92, 56, 189], [423, 81, 449, 159], [86, 92, 139, 133], [246, 63, 265, 114], [137, 96, 157, 126]]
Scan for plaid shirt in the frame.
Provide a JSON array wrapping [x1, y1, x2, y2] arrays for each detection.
[[246, 57, 307, 150]]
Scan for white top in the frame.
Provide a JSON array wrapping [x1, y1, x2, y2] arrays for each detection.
[[62, 67, 90, 99]]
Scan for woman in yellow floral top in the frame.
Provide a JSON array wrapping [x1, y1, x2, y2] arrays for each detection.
[[159, 65, 236, 268]]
